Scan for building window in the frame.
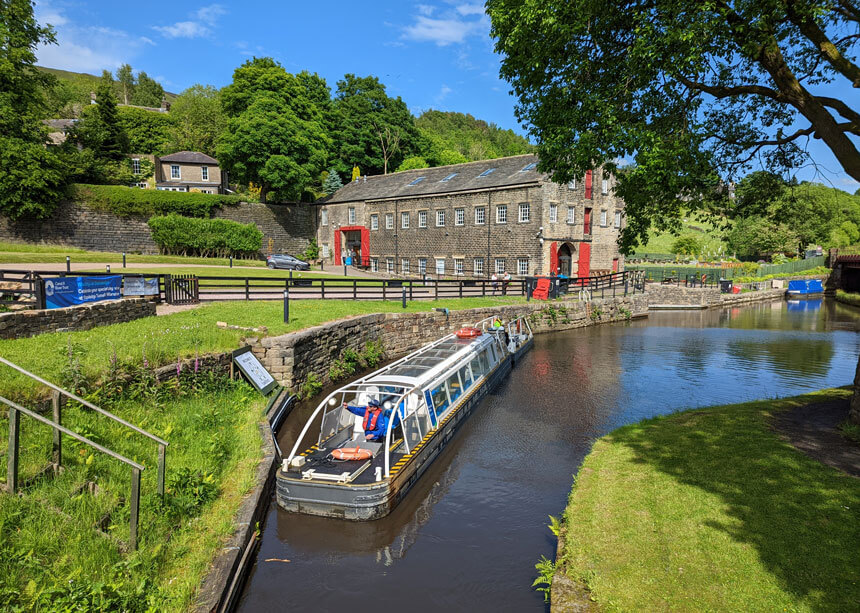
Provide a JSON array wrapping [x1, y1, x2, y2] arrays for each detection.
[[170, 164, 180, 179], [132, 159, 141, 174], [584, 207, 592, 234], [518, 202, 530, 223], [387, 258, 394, 273], [401, 259, 410, 274], [370, 214, 379, 230], [549, 204, 558, 223], [568, 178, 576, 189], [385, 213, 394, 229], [567, 206, 575, 224], [473, 257, 484, 276], [475, 207, 485, 225], [436, 210, 445, 227], [517, 258, 529, 276], [371, 258, 379, 273], [202, 166, 209, 181], [321, 209, 328, 226], [401, 212, 409, 229], [454, 258, 464, 275], [435, 258, 445, 275], [601, 179, 609, 195], [494, 258, 505, 274], [614, 211, 622, 228], [600, 210, 608, 227], [322, 243, 330, 258], [348, 207, 356, 224], [455, 208, 465, 226], [418, 258, 427, 275], [418, 211, 427, 228], [496, 205, 507, 224]]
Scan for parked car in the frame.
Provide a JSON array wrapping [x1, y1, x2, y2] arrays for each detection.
[[267, 254, 310, 270]]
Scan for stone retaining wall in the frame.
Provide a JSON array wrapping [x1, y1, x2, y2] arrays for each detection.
[[0, 298, 155, 339], [244, 294, 648, 392]]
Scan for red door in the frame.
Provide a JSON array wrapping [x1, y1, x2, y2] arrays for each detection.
[[550, 241, 558, 274], [612, 258, 619, 272], [584, 170, 593, 199], [577, 242, 591, 278], [583, 208, 592, 234]]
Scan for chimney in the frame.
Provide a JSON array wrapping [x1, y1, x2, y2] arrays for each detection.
[[90, 91, 97, 104]]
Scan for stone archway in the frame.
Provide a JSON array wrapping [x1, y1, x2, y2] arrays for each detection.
[[558, 242, 574, 277]]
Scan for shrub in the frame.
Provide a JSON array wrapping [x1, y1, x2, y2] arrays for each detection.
[[72, 184, 241, 217], [147, 214, 262, 257]]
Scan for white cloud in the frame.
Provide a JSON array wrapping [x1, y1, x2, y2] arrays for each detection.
[[403, 16, 479, 46], [417, 4, 435, 16], [455, 3, 485, 16], [154, 4, 226, 39], [435, 84, 453, 103]]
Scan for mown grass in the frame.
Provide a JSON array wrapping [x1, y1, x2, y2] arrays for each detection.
[[630, 218, 729, 257], [0, 297, 526, 402], [0, 378, 265, 611], [556, 388, 860, 612], [80, 265, 350, 280], [836, 290, 860, 307]]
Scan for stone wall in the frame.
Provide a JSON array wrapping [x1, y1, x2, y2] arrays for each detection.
[[644, 282, 825, 309], [215, 201, 314, 257], [244, 294, 648, 392], [0, 298, 155, 340]]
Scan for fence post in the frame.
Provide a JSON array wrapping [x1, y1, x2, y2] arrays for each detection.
[[52, 391, 61, 468], [402, 286, 406, 309], [283, 288, 289, 323], [66, 256, 70, 274], [321, 279, 325, 300], [245, 278, 250, 301], [157, 443, 166, 498], [383, 282, 387, 301], [409, 281, 414, 301], [459, 281, 463, 299], [122, 253, 126, 268], [129, 467, 141, 551], [482, 280, 486, 297], [34, 277, 46, 310], [7, 407, 19, 494], [435, 280, 439, 301]]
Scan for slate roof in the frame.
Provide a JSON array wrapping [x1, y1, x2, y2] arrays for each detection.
[[324, 154, 543, 204], [159, 151, 219, 164]]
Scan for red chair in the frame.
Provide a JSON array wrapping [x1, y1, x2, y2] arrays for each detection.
[[532, 278, 551, 300]]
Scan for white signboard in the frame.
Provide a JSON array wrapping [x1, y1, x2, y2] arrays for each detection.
[[232, 347, 277, 394]]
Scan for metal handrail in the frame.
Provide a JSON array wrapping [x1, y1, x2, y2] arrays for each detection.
[[2, 395, 144, 550], [0, 357, 168, 496]]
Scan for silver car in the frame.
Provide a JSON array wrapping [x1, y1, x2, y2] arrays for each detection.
[[266, 254, 310, 270]]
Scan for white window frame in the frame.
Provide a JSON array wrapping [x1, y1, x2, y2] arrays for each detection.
[[385, 213, 394, 230], [567, 206, 575, 224], [475, 207, 485, 225], [494, 258, 505, 274], [473, 258, 484, 276], [418, 210, 428, 228], [370, 214, 379, 231], [401, 259, 410, 274], [615, 211, 622, 228], [517, 258, 529, 276], [386, 258, 394, 274], [600, 210, 608, 227], [496, 205, 507, 224], [201, 166, 209, 181], [322, 243, 330, 258], [321, 209, 328, 226], [132, 159, 141, 174], [568, 178, 576, 189], [549, 204, 558, 223], [454, 258, 464, 276], [418, 258, 427, 275], [348, 207, 356, 225], [518, 202, 530, 223], [435, 258, 445, 275], [601, 178, 609, 195], [436, 210, 445, 227], [401, 212, 409, 229], [170, 164, 181, 179], [370, 258, 379, 273], [455, 208, 465, 226]]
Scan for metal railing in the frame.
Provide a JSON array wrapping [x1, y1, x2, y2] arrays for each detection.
[[0, 357, 169, 497], [2, 395, 144, 550]]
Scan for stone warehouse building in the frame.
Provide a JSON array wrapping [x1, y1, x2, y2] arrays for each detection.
[[316, 154, 625, 278]]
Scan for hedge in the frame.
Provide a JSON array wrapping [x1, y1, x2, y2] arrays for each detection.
[[147, 214, 262, 257], [72, 184, 242, 217]]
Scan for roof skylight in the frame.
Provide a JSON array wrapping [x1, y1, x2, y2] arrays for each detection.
[[408, 177, 426, 186], [520, 162, 537, 172], [478, 168, 496, 177], [441, 173, 459, 182]]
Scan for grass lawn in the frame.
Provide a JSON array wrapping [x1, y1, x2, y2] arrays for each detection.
[[631, 219, 729, 257], [79, 265, 353, 280], [836, 290, 860, 308], [0, 297, 527, 402], [555, 388, 860, 612]]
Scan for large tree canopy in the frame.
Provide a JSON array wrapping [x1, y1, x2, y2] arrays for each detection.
[[168, 84, 224, 157], [488, 0, 860, 252]]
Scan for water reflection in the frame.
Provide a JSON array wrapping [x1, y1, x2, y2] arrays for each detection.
[[238, 300, 859, 613]]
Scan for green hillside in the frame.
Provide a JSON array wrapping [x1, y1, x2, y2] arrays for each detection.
[[631, 218, 730, 258], [416, 109, 533, 162]]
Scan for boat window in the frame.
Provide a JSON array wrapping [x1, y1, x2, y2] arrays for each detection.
[[446, 372, 464, 404], [470, 355, 485, 379], [459, 365, 473, 390], [424, 390, 438, 427], [431, 384, 450, 415]]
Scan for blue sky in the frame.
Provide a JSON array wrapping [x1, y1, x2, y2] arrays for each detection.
[[33, 0, 859, 192]]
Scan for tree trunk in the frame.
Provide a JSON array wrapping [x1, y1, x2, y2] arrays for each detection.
[[851, 353, 860, 425]]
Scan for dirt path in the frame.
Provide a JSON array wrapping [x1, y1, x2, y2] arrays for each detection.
[[771, 398, 860, 478]]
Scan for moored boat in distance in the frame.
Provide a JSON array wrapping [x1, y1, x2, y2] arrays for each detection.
[[277, 315, 534, 520], [786, 279, 824, 296]]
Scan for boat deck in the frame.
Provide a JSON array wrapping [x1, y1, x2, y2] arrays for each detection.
[[291, 442, 407, 486]]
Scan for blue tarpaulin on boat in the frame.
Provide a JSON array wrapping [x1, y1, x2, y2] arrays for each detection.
[[787, 279, 823, 294]]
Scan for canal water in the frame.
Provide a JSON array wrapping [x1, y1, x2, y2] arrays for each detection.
[[237, 299, 859, 612]]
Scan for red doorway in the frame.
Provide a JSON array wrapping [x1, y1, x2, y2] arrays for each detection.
[[334, 226, 369, 266], [577, 242, 591, 278]]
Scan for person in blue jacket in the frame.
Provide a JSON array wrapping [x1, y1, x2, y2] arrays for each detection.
[[343, 398, 398, 441]]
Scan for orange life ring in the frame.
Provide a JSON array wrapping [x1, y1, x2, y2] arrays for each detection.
[[455, 327, 482, 339], [331, 447, 373, 461]]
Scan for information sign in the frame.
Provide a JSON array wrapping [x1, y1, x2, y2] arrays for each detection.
[[232, 346, 278, 395], [123, 277, 160, 296], [45, 276, 122, 309]]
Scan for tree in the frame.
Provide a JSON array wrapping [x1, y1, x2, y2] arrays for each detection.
[[671, 235, 701, 257], [0, 0, 67, 219], [330, 74, 420, 176], [322, 167, 344, 195], [218, 58, 330, 202], [396, 156, 430, 172], [117, 106, 173, 154], [131, 72, 164, 108], [116, 63, 134, 104], [89, 80, 128, 160], [168, 84, 224, 156], [488, 0, 860, 254], [726, 216, 799, 258], [415, 110, 533, 164]]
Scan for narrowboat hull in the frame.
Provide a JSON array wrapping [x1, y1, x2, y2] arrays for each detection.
[[276, 352, 517, 520]]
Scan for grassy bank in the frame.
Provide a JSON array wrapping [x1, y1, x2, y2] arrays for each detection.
[[836, 289, 860, 307], [553, 388, 860, 611], [0, 297, 526, 402]]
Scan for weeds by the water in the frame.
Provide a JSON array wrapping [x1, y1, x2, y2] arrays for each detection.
[[533, 555, 555, 602]]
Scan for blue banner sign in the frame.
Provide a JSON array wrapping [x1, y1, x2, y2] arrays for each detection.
[[45, 276, 122, 309]]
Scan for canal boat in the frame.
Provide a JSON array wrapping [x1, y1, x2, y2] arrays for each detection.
[[786, 279, 824, 296], [277, 315, 534, 520]]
